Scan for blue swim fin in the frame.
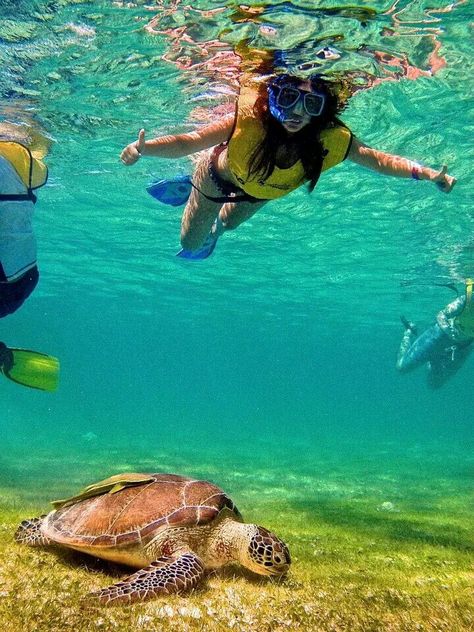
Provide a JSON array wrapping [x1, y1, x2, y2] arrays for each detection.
[[146, 175, 192, 206], [176, 230, 219, 261]]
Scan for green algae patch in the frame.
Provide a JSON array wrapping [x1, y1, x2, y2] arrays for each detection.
[[0, 19, 38, 42], [0, 444, 473, 631], [0, 493, 472, 632]]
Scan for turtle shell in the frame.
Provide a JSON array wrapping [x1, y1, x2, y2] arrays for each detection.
[[43, 473, 241, 549]]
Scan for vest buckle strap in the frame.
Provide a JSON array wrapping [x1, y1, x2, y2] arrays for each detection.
[[0, 191, 37, 203]]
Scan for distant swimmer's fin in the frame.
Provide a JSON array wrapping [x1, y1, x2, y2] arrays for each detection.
[[146, 175, 192, 206], [176, 230, 219, 261], [0, 342, 59, 391]]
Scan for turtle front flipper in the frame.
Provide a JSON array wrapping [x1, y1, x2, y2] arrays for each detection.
[[15, 516, 51, 546], [90, 551, 206, 606]]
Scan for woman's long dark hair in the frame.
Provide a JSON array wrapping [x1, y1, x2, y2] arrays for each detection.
[[247, 74, 347, 192]]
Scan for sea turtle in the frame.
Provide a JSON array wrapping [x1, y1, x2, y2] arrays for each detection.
[[15, 472, 290, 606]]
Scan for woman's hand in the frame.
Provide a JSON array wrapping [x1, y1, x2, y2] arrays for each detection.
[[120, 129, 145, 165], [431, 165, 456, 193], [348, 139, 457, 193]]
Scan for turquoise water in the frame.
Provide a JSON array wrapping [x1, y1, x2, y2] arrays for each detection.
[[1, 0, 472, 548]]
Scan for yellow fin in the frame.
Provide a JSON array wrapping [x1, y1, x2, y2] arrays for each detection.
[[2, 348, 59, 392]]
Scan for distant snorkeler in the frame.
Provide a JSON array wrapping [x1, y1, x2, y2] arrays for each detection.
[[121, 61, 456, 260], [397, 279, 474, 389], [0, 122, 59, 391]]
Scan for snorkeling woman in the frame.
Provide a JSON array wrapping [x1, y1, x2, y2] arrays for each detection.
[[120, 73, 456, 259]]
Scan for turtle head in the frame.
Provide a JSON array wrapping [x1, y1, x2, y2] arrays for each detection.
[[241, 525, 291, 576]]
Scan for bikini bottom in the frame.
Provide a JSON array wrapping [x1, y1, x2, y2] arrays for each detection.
[[204, 145, 261, 205]]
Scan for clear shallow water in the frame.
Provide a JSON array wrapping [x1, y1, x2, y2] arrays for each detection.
[[0, 0, 472, 534]]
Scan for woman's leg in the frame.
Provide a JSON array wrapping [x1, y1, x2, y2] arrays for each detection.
[[396, 323, 449, 373], [219, 199, 266, 231], [180, 151, 223, 251], [181, 150, 267, 251]]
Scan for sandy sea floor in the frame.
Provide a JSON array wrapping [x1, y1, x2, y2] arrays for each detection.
[[0, 443, 472, 632]]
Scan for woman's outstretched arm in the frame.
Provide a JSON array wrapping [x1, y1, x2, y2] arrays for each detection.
[[120, 115, 235, 165], [347, 137, 456, 193]]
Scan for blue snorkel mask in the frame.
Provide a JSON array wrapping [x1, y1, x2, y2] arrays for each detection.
[[268, 74, 327, 123]]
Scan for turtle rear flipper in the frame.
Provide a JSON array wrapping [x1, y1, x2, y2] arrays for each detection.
[[15, 516, 51, 546], [89, 551, 206, 606]]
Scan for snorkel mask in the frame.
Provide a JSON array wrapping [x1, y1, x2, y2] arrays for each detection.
[[268, 74, 327, 124]]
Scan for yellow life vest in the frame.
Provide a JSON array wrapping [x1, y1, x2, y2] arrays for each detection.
[[227, 84, 352, 200], [455, 279, 474, 338], [0, 141, 48, 201]]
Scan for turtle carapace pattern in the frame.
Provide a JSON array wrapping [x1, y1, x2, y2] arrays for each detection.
[[15, 472, 291, 606]]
